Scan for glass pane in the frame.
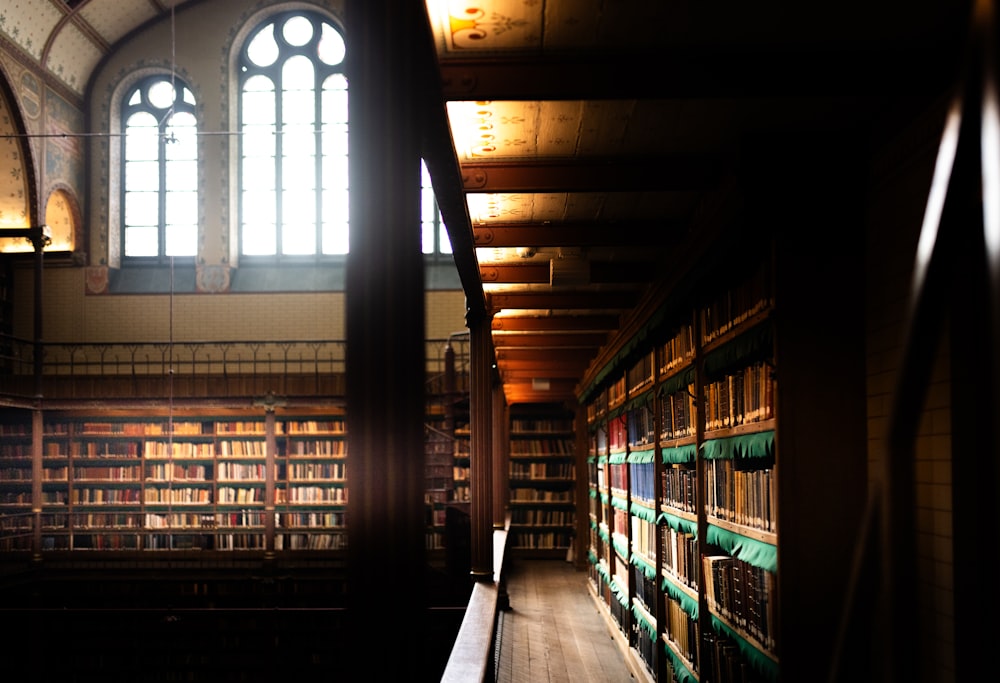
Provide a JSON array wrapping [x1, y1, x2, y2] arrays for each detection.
[[242, 189, 276, 223], [421, 189, 437, 222], [321, 154, 348, 190], [283, 157, 316, 190], [322, 222, 349, 255], [322, 76, 348, 124], [322, 189, 348, 226], [124, 191, 158, 227], [165, 112, 197, 160], [282, 223, 316, 255], [127, 90, 141, 106], [147, 80, 175, 109], [246, 23, 278, 67], [125, 113, 159, 161], [422, 223, 434, 254], [282, 15, 313, 47], [182, 87, 195, 106], [242, 84, 276, 125], [241, 157, 275, 191], [242, 125, 276, 157], [165, 160, 197, 191], [165, 224, 197, 257], [166, 190, 197, 226], [125, 226, 159, 257], [125, 161, 159, 192], [282, 189, 316, 226], [321, 124, 349, 159], [282, 90, 315, 125], [282, 125, 315, 158], [318, 23, 346, 66], [242, 222, 277, 255], [282, 55, 314, 92], [440, 227, 453, 254]]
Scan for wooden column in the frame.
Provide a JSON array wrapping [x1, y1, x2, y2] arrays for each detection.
[[491, 385, 508, 528], [345, 0, 427, 672], [468, 307, 494, 580]]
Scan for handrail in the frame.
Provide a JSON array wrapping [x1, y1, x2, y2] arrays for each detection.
[[440, 513, 511, 683]]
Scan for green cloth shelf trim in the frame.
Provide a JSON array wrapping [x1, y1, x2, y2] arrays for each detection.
[[587, 549, 597, 565], [622, 390, 654, 415], [609, 451, 628, 464], [598, 527, 610, 543], [658, 366, 696, 397], [631, 602, 657, 642], [708, 614, 779, 683], [611, 495, 629, 512], [662, 443, 697, 464], [700, 430, 775, 461], [600, 492, 609, 505], [657, 511, 698, 538], [610, 576, 630, 607], [587, 455, 595, 464], [630, 501, 657, 524], [661, 574, 699, 618], [613, 536, 630, 560], [589, 488, 597, 499], [590, 518, 597, 530], [627, 447, 656, 464], [702, 319, 773, 379], [596, 560, 611, 585], [630, 552, 657, 581], [706, 523, 778, 573], [597, 454, 608, 465], [662, 641, 697, 683]]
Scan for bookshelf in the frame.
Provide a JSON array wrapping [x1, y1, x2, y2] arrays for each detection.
[[508, 404, 576, 556], [581, 238, 866, 682], [0, 404, 348, 555]]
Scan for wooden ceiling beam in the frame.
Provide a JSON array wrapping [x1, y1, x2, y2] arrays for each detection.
[[461, 160, 713, 193], [492, 315, 620, 332], [491, 332, 609, 348], [472, 221, 684, 248], [480, 263, 655, 285], [490, 291, 639, 311]]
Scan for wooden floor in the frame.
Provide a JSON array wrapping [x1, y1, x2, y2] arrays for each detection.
[[494, 557, 645, 683]]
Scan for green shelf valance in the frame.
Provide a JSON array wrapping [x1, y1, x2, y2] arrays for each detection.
[[709, 614, 779, 683], [595, 559, 611, 585], [608, 451, 628, 464], [586, 455, 595, 464], [627, 447, 656, 464], [597, 454, 608, 465], [702, 320, 773, 379], [662, 641, 698, 683], [661, 574, 699, 619], [701, 430, 774, 461], [587, 549, 598, 565], [631, 602, 657, 642], [630, 552, 657, 581], [610, 576, 630, 607], [589, 488, 597, 499], [611, 495, 629, 512], [658, 366, 696, 397], [623, 390, 654, 415], [662, 442, 697, 464], [600, 492, 609, 505], [657, 511, 698, 538], [630, 501, 657, 524], [706, 523, 777, 573], [598, 526, 610, 543], [612, 535, 630, 559], [589, 518, 597, 529]]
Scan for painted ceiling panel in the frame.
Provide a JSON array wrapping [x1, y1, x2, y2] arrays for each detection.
[[433, 1, 543, 52], [79, 0, 159, 46], [47, 21, 103, 94], [0, 0, 63, 61]]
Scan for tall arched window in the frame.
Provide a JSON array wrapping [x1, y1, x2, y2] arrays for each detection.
[[421, 160, 452, 257], [239, 11, 348, 258], [122, 76, 198, 260]]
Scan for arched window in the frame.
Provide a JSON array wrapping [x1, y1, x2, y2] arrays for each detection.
[[239, 11, 347, 258], [121, 76, 198, 260]]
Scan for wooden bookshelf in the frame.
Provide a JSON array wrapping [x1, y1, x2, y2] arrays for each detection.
[[580, 239, 866, 682], [0, 404, 348, 555], [507, 405, 576, 556]]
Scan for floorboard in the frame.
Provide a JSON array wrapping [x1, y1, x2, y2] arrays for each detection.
[[495, 557, 644, 683]]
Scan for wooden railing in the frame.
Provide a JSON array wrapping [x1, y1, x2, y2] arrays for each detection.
[[440, 514, 511, 683]]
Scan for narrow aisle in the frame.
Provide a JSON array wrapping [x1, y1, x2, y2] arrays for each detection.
[[495, 558, 642, 683]]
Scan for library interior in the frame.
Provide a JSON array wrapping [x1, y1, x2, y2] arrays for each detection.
[[0, 1, 994, 682]]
